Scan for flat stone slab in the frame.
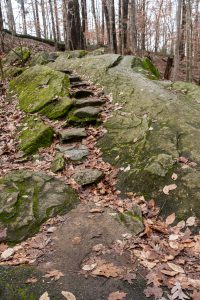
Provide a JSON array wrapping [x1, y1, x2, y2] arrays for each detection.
[[74, 98, 106, 108], [73, 107, 101, 118], [0, 170, 78, 242], [51, 152, 65, 172], [73, 169, 104, 186], [59, 128, 87, 142], [71, 89, 94, 99], [57, 144, 89, 161]]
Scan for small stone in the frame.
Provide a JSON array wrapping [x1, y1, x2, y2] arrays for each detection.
[[119, 205, 144, 235], [47, 226, 57, 233], [73, 107, 101, 119], [59, 128, 87, 142], [74, 98, 106, 108], [51, 152, 65, 173], [1, 248, 15, 260], [57, 144, 89, 161], [73, 169, 104, 186]]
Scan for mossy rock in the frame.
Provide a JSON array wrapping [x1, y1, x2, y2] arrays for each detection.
[[19, 116, 54, 155], [9, 65, 70, 116], [132, 57, 160, 79], [3, 66, 24, 79], [51, 152, 65, 173], [65, 50, 88, 59], [39, 96, 73, 119], [0, 170, 78, 242], [172, 81, 200, 102], [118, 205, 144, 235], [3, 47, 30, 66], [55, 54, 200, 219], [31, 51, 59, 66]]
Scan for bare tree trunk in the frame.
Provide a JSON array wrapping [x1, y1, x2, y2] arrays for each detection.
[[118, 0, 122, 53], [101, 3, 105, 45], [121, 0, 129, 54], [155, 0, 164, 53], [130, 0, 137, 53], [41, 0, 47, 38], [5, 0, 16, 33], [173, 0, 182, 81], [67, 0, 84, 50], [20, 0, 27, 35], [179, 0, 186, 60], [62, 0, 69, 49], [0, 1, 4, 53], [108, 0, 117, 53], [35, 0, 41, 38], [48, 0, 57, 48], [102, 0, 110, 46], [54, 0, 61, 41], [186, 0, 192, 82], [81, 0, 88, 48], [91, 0, 99, 45], [141, 0, 146, 51]]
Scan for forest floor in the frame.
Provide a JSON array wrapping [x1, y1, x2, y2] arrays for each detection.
[[0, 36, 200, 300]]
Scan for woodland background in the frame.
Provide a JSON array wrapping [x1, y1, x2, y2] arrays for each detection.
[[0, 0, 200, 82]]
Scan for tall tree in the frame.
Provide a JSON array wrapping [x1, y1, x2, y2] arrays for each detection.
[[173, 0, 182, 81], [186, 0, 193, 82], [141, 0, 146, 51], [48, 0, 57, 45], [130, 0, 137, 53], [53, 0, 61, 41], [91, 0, 99, 45], [108, 0, 117, 53], [67, 0, 84, 50], [34, 0, 41, 37], [121, 0, 129, 54], [102, 0, 110, 45], [81, 0, 88, 48], [41, 0, 47, 38], [0, 1, 4, 52], [5, 0, 16, 33]]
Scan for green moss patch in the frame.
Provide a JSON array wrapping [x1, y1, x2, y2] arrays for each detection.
[[3, 47, 30, 66], [132, 57, 160, 79], [19, 116, 54, 155], [0, 170, 78, 242], [39, 96, 73, 119], [9, 65, 70, 114]]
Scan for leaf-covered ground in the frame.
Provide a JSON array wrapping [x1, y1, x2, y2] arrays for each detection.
[[0, 64, 200, 300]]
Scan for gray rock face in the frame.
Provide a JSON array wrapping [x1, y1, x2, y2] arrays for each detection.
[[73, 107, 101, 118], [59, 128, 87, 142], [57, 144, 89, 161], [51, 152, 65, 172], [118, 205, 144, 235], [0, 170, 78, 242], [53, 54, 200, 219], [74, 98, 106, 108], [73, 169, 104, 186]]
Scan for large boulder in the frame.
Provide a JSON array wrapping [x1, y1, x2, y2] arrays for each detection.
[[9, 65, 72, 119], [0, 170, 78, 242], [19, 116, 54, 155], [3, 47, 30, 66], [52, 53, 200, 219], [31, 51, 59, 66]]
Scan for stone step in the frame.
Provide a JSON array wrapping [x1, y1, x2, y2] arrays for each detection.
[[56, 144, 89, 161], [73, 169, 104, 186], [70, 89, 94, 99], [69, 75, 81, 83], [71, 82, 89, 88], [60, 69, 71, 75], [59, 128, 87, 142], [74, 98, 106, 108], [73, 106, 101, 119]]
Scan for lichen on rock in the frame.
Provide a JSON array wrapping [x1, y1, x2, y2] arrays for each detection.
[[0, 170, 78, 242], [3, 47, 30, 66], [19, 116, 54, 155], [9, 65, 70, 117]]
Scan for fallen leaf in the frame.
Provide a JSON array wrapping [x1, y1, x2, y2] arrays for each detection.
[[108, 291, 127, 300], [167, 263, 185, 274], [166, 213, 176, 225], [161, 270, 178, 276], [144, 286, 163, 299], [1, 247, 15, 260], [89, 208, 104, 213], [123, 272, 136, 284], [82, 263, 97, 271], [25, 277, 38, 284], [39, 292, 50, 300], [71, 237, 81, 245], [163, 184, 177, 195], [191, 290, 200, 300], [43, 270, 64, 281], [92, 263, 121, 278], [61, 291, 76, 300], [171, 173, 178, 181], [171, 282, 190, 300], [186, 216, 196, 227]]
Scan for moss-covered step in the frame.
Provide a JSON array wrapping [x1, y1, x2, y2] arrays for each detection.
[[0, 170, 78, 242], [19, 116, 54, 155], [9, 65, 71, 119], [54, 54, 200, 220], [3, 47, 30, 66]]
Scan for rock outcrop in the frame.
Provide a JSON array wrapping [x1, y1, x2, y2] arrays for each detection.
[[0, 170, 78, 242], [51, 53, 200, 219]]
